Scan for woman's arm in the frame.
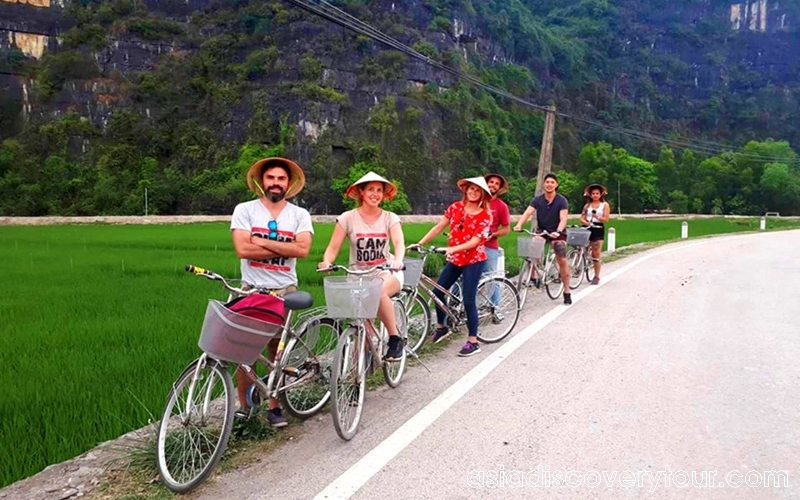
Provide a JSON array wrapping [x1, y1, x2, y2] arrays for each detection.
[[445, 236, 482, 254], [418, 215, 449, 246], [319, 223, 347, 268], [580, 204, 590, 225], [601, 203, 612, 223], [389, 222, 405, 269]]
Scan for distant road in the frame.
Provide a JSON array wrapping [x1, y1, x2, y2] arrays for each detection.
[[2, 214, 797, 226], [188, 230, 800, 499]]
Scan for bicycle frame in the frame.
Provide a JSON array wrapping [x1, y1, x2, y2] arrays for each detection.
[[238, 307, 298, 402]]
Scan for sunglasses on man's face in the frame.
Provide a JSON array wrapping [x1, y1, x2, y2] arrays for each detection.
[[267, 220, 278, 240]]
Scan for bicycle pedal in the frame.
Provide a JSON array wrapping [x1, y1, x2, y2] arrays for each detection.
[[282, 366, 299, 377]]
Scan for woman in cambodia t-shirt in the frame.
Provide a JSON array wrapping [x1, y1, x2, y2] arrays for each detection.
[[318, 172, 406, 362], [414, 176, 492, 358]]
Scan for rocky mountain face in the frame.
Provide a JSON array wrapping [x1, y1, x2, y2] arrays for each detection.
[[0, 0, 798, 215]]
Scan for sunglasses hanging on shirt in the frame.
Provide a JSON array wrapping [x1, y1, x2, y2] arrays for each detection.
[[267, 220, 278, 240]]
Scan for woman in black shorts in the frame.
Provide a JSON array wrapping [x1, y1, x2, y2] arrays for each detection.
[[580, 184, 611, 284]]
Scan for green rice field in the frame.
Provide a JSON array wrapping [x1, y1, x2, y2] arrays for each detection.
[[1, 217, 798, 487]]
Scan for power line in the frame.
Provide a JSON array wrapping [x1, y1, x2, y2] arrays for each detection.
[[3, 1, 797, 164], [285, 0, 800, 164]]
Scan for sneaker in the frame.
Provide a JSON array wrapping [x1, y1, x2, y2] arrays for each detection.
[[385, 335, 404, 361], [563, 293, 572, 305], [457, 341, 481, 357], [432, 327, 451, 344], [491, 312, 505, 325], [591, 277, 600, 285], [266, 408, 288, 428]]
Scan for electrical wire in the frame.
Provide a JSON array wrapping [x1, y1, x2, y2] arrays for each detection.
[[2, 0, 797, 163], [285, 0, 800, 164]]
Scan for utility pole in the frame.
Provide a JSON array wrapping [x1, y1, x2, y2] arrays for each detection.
[[534, 107, 557, 197]]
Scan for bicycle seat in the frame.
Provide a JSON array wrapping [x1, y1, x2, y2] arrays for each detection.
[[283, 291, 313, 311]]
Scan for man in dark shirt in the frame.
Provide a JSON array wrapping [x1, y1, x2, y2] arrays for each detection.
[[513, 173, 572, 304]]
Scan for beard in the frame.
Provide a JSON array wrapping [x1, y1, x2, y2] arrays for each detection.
[[265, 185, 286, 202]]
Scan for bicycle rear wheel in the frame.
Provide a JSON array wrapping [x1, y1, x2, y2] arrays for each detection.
[[157, 357, 234, 493], [544, 252, 564, 300], [515, 259, 531, 308], [406, 292, 431, 353], [568, 248, 585, 290], [330, 326, 366, 441], [279, 317, 339, 420], [476, 277, 520, 343], [383, 299, 407, 388]]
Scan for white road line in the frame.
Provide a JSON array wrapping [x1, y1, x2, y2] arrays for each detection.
[[313, 237, 733, 500]]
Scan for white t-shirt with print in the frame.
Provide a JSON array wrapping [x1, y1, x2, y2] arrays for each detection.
[[230, 199, 314, 289], [336, 209, 400, 268]]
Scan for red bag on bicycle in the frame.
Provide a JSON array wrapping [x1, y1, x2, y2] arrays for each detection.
[[225, 293, 285, 327]]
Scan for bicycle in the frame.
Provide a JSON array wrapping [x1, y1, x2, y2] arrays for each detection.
[[399, 256, 432, 354], [405, 245, 520, 344], [319, 264, 409, 441], [156, 265, 337, 493], [566, 224, 601, 289], [513, 228, 563, 306]]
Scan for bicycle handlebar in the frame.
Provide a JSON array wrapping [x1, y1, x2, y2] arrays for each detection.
[[513, 228, 553, 237], [316, 263, 405, 275], [406, 244, 448, 256], [186, 265, 264, 296]]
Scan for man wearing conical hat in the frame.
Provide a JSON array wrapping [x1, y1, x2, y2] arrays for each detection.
[[230, 157, 314, 428]]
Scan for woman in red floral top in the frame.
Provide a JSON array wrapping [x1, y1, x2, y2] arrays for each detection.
[[415, 177, 492, 357]]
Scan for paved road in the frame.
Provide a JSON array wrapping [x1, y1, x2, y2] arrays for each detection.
[[191, 231, 800, 500]]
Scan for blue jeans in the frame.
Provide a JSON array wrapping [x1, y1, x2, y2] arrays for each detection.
[[433, 260, 486, 338], [484, 247, 501, 306]]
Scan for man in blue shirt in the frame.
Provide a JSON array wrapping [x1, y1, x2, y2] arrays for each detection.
[[513, 173, 572, 304]]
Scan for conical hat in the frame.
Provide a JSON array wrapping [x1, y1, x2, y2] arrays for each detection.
[[246, 157, 305, 199], [344, 171, 398, 201], [457, 176, 492, 197], [583, 183, 608, 197], [484, 173, 509, 196]]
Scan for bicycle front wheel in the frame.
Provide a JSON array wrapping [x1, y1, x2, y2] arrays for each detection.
[[331, 326, 366, 441], [585, 253, 597, 282], [157, 357, 234, 493], [383, 299, 407, 388], [544, 252, 564, 300], [279, 317, 339, 420], [406, 292, 431, 353], [568, 248, 585, 290], [515, 259, 531, 308], [476, 277, 520, 343]]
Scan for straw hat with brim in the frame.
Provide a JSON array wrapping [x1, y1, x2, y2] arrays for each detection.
[[457, 176, 493, 197], [484, 173, 509, 196], [583, 183, 608, 197], [247, 157, 306, 200], [345, 171, 398, 201]]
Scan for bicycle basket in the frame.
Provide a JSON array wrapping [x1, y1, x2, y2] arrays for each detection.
[[403, 258, 424, 288], [323, 276, 383, 319], [198, 299, 283, 365], [517, 236, 545, 259], [566, 228, 591, 247]]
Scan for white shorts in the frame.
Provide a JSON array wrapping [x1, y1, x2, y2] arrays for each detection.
[[379, 269, 404, 289]]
